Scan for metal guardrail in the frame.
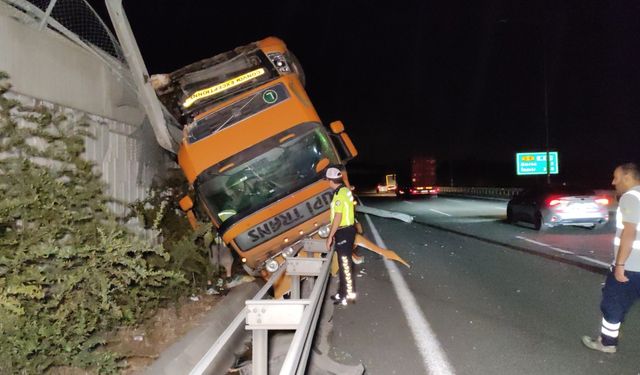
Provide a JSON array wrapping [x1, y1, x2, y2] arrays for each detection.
[[438, 186, 522, 199], [3, 0, 125, 61], [189, 239, 333, 375], [438, 187, 618, 205], [3, 0, 135, 92]]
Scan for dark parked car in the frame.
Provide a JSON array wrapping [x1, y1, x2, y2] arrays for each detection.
[[506, 186, 610, 230]]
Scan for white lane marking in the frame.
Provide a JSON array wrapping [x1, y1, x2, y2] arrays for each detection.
[[516, 236, 575, 254], [549, 246, 574, 255], [516, 236, 609, 267], [403, 201, 416, 205], [364, 214, 456, 375], [576, 256, 611, 268], [429, 209, 452, 217]]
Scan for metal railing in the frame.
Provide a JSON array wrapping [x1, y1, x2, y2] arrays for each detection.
[[3, 0, 124, 61], [189, 239, 333, 375], [2, 0, 135, 92], [438, 186, 522, 199]]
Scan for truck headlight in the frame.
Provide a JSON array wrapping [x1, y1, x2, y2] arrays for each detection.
[[267, 52, 291, 73], [318, 225, 331, 238], [265, 259, 279, 273]]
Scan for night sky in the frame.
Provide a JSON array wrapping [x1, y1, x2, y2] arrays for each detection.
[[90, 0, 640, 188]]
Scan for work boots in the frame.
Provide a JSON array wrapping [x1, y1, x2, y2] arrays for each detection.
[[330, 293, 347, 306], [581, 336, 617, 353]]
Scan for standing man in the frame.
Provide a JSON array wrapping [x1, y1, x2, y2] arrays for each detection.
[[325, 167, 357, 306], [582, 162, 640, 353]]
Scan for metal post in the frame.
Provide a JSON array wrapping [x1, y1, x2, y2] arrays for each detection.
[[104, 0, 178, 153], [291, 275, 300, 299], [543, 2, 551, 185], [38, 0, 57, 30], [253, 330, 268, 375], [544, 69, 550, 185]]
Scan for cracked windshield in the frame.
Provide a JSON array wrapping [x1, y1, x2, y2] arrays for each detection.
[[197, 123, 338, 223]]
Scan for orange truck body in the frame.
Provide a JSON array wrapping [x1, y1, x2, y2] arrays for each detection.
[[159, 37, 357, 294]]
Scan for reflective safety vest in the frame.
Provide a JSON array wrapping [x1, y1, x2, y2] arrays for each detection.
[[330, 185, 355, 227], [613, 187, 640, 271]]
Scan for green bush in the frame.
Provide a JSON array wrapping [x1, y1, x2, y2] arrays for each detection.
[[0, 72, 186, 373], [127, 177, 220, 294]]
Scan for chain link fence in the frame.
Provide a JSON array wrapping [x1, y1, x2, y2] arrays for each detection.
[[3, 0, 124, 63]]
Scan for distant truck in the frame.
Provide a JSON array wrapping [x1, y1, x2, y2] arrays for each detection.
[[396, 156, 439, 197], [376, 174, 397, 193]]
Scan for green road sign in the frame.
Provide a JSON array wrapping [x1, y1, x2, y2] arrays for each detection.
[[516, 152, 559, 175]]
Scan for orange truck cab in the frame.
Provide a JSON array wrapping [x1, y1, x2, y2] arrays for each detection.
[[156, 37, 358, 296]]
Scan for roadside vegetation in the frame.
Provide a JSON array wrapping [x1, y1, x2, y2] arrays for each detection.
[[0, 72, 222, 373]]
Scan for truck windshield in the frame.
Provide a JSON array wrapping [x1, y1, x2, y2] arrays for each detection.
[[195, 123, 339, 225]]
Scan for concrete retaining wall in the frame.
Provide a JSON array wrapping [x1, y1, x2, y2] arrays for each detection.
[[0, 4, 172, 213]]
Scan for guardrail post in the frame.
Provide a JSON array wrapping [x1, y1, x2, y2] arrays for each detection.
[[246, 300, 310, 374], [291, 275, 300, 299], [253, 329, 268, 375], [194, 246, 332, 375]]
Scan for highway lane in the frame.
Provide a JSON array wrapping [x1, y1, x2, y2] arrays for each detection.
[[326, 196, 640, 374], [367, 196, 616, 270]]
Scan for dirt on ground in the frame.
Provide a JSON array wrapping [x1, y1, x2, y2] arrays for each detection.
[[116, 294, 223, 374], [49, 293, 223, 375]]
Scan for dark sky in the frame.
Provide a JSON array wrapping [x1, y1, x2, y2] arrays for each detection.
[[91, 0, 640, 187]]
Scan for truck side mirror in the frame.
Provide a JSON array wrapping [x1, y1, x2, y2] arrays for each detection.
[[315, 158, 330, 173], [329, 120, 345, 134], [339, 132, 358, 159], [179, 196, 194, 211], [328, 120, 358, 162], [179, 196, 199, 230]]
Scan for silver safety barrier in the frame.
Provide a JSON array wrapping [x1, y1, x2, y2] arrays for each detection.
[[189, 239, 333, 375], [438, 186, 522, 199]]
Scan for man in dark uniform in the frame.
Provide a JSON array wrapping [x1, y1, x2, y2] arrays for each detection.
[[583, 162, 640, 353], [325, 167, 357, 306]]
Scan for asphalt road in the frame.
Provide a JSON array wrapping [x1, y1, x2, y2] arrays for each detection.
[[326, 196, 640, 375]]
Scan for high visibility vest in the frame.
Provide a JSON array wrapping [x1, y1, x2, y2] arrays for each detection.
[[330, 186, 355, 227], [613, 187, 640, 271]]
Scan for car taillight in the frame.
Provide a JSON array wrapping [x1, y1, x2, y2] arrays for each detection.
[[546, 197, 562, 206], [595, 197, 609, 205]]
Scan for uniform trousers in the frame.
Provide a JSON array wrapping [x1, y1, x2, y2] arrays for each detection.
[[334, 225, 356, 298], [600, 269, 640, 346]]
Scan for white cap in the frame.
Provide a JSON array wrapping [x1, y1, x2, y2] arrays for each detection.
[[325, 167, 342, 180]]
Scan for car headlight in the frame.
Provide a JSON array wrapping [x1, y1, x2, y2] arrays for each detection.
[[282, 246, 295, 258], [318, 225, 331, 238], [265, 259, 279, 273]]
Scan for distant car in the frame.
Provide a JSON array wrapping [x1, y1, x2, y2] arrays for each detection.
[[506, 186, 610, 230]]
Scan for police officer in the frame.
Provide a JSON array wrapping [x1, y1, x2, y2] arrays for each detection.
[[325, 167, 357, 306], [582, 162, 640, 353]]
